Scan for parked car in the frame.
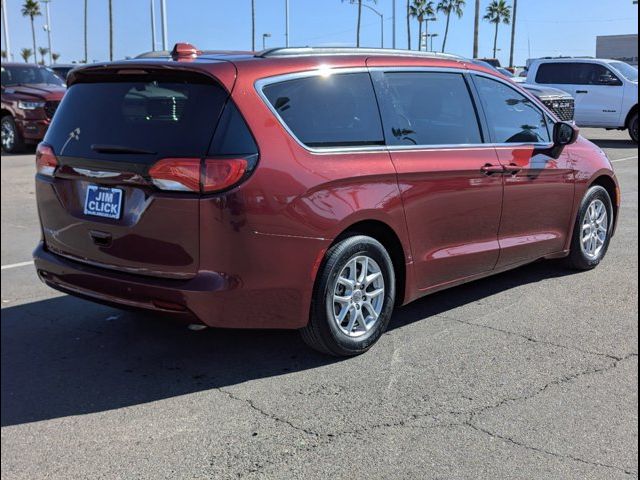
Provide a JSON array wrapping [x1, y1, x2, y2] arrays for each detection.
[[526, 58, 638, 142], [473, 60, 575, 121], [49, 64, 76, 82], [1, 63, 66, 153], [476, 58, 501, 68], [33, 45, 619, 356]]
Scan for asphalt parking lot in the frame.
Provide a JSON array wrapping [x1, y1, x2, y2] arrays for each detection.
[[1, 128, 637, 479]]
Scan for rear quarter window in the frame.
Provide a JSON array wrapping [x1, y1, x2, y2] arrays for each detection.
[[261, 72, 384, 148]]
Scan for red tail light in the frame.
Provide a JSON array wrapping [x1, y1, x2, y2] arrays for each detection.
[[149, 158, 248, 193], [36, 143, 58, 176]]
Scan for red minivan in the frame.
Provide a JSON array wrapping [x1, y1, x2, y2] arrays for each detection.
[[33, 45, 620, 356]]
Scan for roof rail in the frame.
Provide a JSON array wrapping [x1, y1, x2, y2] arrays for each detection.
[[257, 47, 467, 61]]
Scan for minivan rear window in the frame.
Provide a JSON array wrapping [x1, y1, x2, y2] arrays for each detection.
[[44, 76, 228, 160], [262, 73, 384, 148]]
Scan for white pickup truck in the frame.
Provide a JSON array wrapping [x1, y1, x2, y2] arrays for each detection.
[[526, 58, 638, 142]]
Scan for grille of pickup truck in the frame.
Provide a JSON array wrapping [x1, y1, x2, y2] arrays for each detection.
[[542, 98, 575, 122], [44, 101, 60, 119]]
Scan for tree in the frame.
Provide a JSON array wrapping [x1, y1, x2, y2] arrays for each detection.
[[108, 0, 113, 60], [38, 46, 49, 64], [20, 47, 33, 63], [472, 0, 480, 58], [409, 0, 435, 51], [21, 0, 41, 62], [343, 0, 377, 47], [509, 0, 518, 67], [484, 0, 511, 59], [437, 0, 465, 53], [52, 52, 60, 63]]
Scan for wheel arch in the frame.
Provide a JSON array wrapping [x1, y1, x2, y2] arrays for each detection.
[[590, 174, 619, 233], [1, 108, 12, 118], [332, 220, 407, 306], [624, 104, 637, 128]]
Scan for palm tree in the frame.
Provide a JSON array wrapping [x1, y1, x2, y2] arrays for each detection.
[[484, 0, 511, 59], [251, 0, 255, 50], [472, 0, 480, 58], [437, 0, 465, 53], [51, 52, 60, 63], [409, 0, 435, 51], [21, 0, 41, 62], [38, 46, 48, 64], [83, 0, 88, 63], [343, 0, 377, 47], [509, 0, 518, 67], [406, 0, 411, 49], [20, 47, 33, 63], [108, 0, 113, 60]]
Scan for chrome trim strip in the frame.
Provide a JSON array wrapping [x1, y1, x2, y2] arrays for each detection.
[[72, 168, 121, 178], [254, 67, 556, 155]]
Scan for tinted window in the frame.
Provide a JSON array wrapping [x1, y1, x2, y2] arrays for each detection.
[[375, 72, 482, 146], [475, 76, 550, 144], [45, 76, 228, 160], [1, 65, 65, 86], [209, 101, 258, 155], [609, 61, 638, 82], [536, 62, 622, 85], [262, 73, 384, 148]]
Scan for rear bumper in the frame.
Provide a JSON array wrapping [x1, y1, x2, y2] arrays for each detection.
[[33, 243, 235, 326]]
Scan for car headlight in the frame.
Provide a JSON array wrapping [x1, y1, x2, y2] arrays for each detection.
[[17, 100, 46, 110]]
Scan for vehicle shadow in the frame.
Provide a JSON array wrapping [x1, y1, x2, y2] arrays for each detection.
[[589, 137, 637, 150], [1, 260, 576, 427]]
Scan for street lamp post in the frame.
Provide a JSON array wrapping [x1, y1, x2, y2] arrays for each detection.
[[262, 33, 272, 50], [362, 4, 384, 48], [150, 0, 156, 51], [42, 0, 53, 65], [424, 17, 436, 49], [285, 0, 289, 47], [160, 0, 168, 51], [392, 0, 396, 49], [1, 0, 11, 61], [427, 33, 439, 51]]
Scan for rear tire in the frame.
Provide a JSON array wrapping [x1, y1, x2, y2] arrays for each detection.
[[301, 235, 396, 356], [567, 186, 613, 270], [628, 112, 638, 143], [1, 115, 25, 154]]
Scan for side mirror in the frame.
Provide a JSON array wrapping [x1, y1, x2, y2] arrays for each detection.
[[553, 121, 579, 146]]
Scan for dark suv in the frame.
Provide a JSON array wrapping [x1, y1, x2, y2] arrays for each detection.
[[34, 45, 619, 356], [1, 63, 66, 153]]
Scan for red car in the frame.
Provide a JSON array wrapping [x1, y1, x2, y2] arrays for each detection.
[[1, 63, 66, 153], [33, 45, 619, 356]]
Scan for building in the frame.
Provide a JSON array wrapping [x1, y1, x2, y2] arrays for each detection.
[[596, 34, 638, 65]]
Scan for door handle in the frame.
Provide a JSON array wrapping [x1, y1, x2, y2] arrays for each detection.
[[575, 90, 588, 94], [480, 164, 505, 175], [503, 164, 521, 175]]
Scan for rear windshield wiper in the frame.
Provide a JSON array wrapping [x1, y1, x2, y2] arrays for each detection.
[[91, 144, 156, 155]]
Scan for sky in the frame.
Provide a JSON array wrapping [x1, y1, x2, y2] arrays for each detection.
[[1, 0, 638, 67]]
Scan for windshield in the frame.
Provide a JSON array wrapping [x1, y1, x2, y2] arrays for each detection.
[[609, 61, 638, 82], [1, 65, 65, 86]]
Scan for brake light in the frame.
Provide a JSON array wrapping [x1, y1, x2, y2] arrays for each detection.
[[149, 158, 248, 193], [36, 143, 58, 176]]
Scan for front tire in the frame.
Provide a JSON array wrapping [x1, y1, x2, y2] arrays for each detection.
[[628, 112, 638, 143], [301, 235, 396, 356], [567, 186, 613, 270], [1, 115, 25, 154]]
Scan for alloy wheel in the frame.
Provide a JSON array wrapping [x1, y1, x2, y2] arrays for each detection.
[[580, 199, 608, 259]]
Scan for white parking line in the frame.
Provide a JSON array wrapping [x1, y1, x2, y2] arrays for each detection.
[[1, 261, 34, 271], [611, 155, 638, 163]]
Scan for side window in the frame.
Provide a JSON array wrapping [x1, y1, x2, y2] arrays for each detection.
[[535, 63, 575, 84], [262, 73, 384, 148], [474, 76, 551, 144], [209, 100, 258, 155], [579, 64, 622, 86], [374, 72, 482, 146]]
